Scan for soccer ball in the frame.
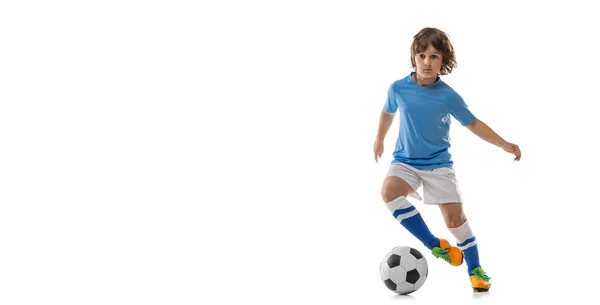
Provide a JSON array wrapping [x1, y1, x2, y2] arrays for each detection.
[[379, 246, 428, 295]]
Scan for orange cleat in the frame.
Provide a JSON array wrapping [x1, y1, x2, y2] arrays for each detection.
[[470, 267, 491, 292], [431, 238, 464, 266]]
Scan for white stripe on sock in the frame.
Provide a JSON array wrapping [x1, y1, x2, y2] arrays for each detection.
[[396, 209, 419, 222], [458, 240, 478, 251]]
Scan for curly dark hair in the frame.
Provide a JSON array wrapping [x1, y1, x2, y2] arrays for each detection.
[[410, 28, 456, 75]]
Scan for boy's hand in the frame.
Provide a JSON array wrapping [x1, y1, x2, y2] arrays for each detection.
[[374, 140, 384, 163], [501, 142, 521, 161]]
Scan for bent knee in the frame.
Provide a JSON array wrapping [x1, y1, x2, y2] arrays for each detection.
[[381, 185, 410, 203], [443, 213, 466, 228], [381, 177, 415, 202], [445, 219, 465, 229]]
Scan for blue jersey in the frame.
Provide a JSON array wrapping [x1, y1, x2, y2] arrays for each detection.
[[384, 72, 476, 169]]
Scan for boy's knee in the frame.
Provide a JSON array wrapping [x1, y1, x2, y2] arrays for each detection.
[[445, 217, 466, 229], [381, 187, 408, 203]]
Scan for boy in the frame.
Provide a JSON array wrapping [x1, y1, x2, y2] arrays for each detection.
[[374, 27, 521, 292]]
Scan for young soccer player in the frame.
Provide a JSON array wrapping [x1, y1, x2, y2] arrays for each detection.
[[374, 27, 521, 292]]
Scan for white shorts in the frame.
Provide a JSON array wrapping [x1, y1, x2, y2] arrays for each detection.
[[386, 162, 463, 205]]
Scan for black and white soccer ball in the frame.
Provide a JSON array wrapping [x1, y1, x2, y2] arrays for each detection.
[[379, 246, 428, 295]]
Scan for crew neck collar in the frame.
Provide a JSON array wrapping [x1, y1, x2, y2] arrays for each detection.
[[407, 71, 441, 87]]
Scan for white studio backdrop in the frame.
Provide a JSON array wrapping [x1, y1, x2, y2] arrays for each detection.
[[1, 0, 598, 304]]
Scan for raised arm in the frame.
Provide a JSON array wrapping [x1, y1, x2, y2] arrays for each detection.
[[466, 118, 521, 161]]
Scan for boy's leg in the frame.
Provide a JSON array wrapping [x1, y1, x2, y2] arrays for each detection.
[[437, 201, 491, 291], [439, 207, 480, 274], [447, 219, 491, 292], [383, 168, 441, 250], [384, 194, 439, 250]]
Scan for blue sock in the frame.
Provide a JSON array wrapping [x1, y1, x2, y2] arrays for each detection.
[[385, 196, 439, 250], [449, 221, 481, 275], [461, 241, 480, 274]]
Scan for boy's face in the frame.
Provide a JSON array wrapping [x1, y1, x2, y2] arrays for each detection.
[[415, 44, 442, 79]]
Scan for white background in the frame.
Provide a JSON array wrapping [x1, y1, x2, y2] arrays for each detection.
[[1, 0, 599, 304]]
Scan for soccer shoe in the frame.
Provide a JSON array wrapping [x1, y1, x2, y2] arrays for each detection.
[[431, 238, 463, 266], [470, 267, 491, 292]]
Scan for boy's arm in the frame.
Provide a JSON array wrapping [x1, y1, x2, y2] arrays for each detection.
[[376, 110, 395, 142], [374, 110, 395, 162], [466, 118, 521, 161]]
